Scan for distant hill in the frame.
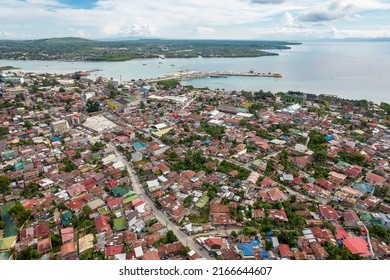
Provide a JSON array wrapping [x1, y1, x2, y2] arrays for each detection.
[[34, 37, 96, 44], [0, 37, 298, 62]]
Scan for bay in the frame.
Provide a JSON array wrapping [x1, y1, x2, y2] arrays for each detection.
[[1, 41, 389, 103]]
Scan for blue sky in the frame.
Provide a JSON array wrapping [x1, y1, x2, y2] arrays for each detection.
[[59, 0, 98, 9], [1, 0, 390, 40]]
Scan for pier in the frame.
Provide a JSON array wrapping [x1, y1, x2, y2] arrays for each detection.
[[147, 70, 282, 83]]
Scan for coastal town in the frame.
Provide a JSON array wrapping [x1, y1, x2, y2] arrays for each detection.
[[0, 68, 389, 261]]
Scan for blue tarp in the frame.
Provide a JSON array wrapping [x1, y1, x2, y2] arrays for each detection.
[[237, 243, 254, 257], [260, 251, 269, 259], [51, 137, 62, 142], [325, 135, 334, 142]]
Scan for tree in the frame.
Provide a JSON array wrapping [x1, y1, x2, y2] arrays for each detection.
[[8, 201, 32, 227], [86, 100, 100, 113], [166, 230, 178, 244], [183, 195, 194, 208], [0, 175, 11, 192], [179, 246, 190, 257], [59, 87, 66, 93], [17, 247, 40, 260], [0, 127, 9, 139], [24, 120, 33, 129], [265, 240, 273, 251]]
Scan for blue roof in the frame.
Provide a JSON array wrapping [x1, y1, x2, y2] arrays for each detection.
[[251, 240, 260, 247], [325, 135, 334, 142], [260, 251, 269, 259], [51, 137, 62, 142], [133, 141, 146, 149], [352, 183, 375, 194], [237, 243, 254, 256], [202, 139, 211, 145]]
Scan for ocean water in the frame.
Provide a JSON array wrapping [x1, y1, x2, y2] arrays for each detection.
[[1, 41, 389, 103]]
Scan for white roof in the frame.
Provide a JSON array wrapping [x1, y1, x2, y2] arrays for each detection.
[[83, 116, 117, 133], [135, 246, 144, 258], [154, 123, 168, 130], [147, 179, 159, 188]]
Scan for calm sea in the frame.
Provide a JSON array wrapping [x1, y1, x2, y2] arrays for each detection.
[[1, 41, 389, 103]]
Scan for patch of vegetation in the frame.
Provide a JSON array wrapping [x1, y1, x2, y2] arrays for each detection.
[[217, 160, 250, 180]]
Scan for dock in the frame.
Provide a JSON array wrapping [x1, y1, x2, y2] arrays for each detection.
[[147, 70, 282, 83]]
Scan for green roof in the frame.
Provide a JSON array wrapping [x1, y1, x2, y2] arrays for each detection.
[[97, 206, 110, 216], [195, 195, 209, 208], [0, 252, 10, 260], [251, 159, 262, 166], [14, 161, 24, 171], [113, 216, 127, 231], [2, 150, 15, 158], [0, 236, 17, 251], [336, 161, 351, 168], [92, 153, 101, 161], [123, 194, 139, 204], [112, 187, 129, 197], [61, 211, 73, 226]]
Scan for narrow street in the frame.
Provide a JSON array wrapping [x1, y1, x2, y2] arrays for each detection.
[[110, 143, 212, 260]]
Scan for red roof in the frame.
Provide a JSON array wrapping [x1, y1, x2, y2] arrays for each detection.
[[319, 205, 340, 220], [279, 244, 293, 258], [106, 245, 124, 257], [366, 172, 386, 184], [107, 180, 119, 188], [107, 197, 123, 209], [204, 238, 223, 247], [143, 250, 161, 260], [335, 228, 350, 240], [342, 237, 371, 257], [261, 177, 277, 188], [95, 216, 111, 233]]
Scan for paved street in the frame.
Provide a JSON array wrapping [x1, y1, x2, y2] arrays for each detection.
[[110, 143, 212, 259]]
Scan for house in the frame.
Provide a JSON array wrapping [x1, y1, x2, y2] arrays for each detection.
[[268, 209, 288, 222], [61, 227, 75, 244], [143, 250, 160, 260], [204, 238, 223, 251], [37, 238, 52, 255], [278, 244, 293, 259], [377, 213, 390, 229], [236, 243, 255, 259], [106, 245, 124, 258], [343, 210, 361, 227], [319, 205, 340, 221], [342, 237, 371, 258], [158, 241, 183, 256], [365, 172, 387, 187], [260, 177, 277, 188], [209, 203, 235, 226], [328, 171, 347, 185], [252, 209, 265, 219], [34, 222, 50, 239], [61, 242, 78, 260], [310, 242, 329, 260], [95, 216, 113, 237], [258, 187, 287, 203]]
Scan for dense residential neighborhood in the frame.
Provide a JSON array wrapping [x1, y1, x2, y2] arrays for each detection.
[[0, 68, 389, 261]]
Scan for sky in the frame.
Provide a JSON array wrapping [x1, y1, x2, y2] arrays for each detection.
[[1, 0, 390, 40]]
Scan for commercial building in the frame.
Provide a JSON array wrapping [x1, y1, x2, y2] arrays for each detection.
[[51, 120, 69, 134]]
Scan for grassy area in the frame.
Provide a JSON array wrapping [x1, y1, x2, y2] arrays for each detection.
[[188, 212, 210, 224]]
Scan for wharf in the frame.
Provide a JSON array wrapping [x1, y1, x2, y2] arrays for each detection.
[[147, 70, 282, 83]]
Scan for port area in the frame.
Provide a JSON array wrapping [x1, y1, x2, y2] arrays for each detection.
[[147, 70, 282, 82]]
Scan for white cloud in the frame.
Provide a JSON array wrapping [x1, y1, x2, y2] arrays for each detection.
[[0, 0, 389, 39]]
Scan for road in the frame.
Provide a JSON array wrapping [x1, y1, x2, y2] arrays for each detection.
[[110, 143, 212, 259]]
